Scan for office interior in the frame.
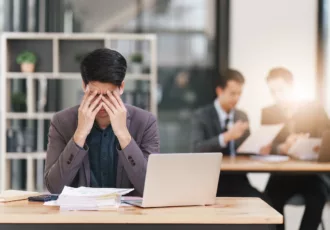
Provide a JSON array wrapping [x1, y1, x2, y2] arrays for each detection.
[[0, 0, 330, 229]]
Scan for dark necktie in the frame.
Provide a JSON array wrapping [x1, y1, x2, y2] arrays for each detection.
[[221, 118, 231, 155]]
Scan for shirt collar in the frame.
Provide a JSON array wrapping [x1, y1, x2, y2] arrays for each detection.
[[214, 99, 234, 120]]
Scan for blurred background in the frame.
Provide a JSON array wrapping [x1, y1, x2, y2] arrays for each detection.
[[0, 0, 330, 229]]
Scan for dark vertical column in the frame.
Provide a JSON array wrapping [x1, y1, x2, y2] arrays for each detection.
[[19, 0, 28, 31], [44, 0, 64, 113], [316, 0, 326, 104], [215, 0, 230, 77], [34, 0, 39, 31]]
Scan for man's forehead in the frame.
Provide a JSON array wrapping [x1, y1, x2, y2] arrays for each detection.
[[88, 82, 118, 93]]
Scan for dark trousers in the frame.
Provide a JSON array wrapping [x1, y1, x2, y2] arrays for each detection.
[[264, 175, 328, 230], [217, 173, 270, 203]]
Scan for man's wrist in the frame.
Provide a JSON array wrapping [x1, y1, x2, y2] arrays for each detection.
[[116, 129, 131, 149], [73, 131, 87, 148]]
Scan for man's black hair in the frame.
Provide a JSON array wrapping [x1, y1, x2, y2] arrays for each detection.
[[216, 69, 245, 88], [80, 48, 127, 86]]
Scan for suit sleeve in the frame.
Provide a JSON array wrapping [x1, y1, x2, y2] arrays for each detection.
[[117, 114, 160, 196], [191, 111, 223, 152], [235, 112, 250, 149], [44, 115, 88, 194]]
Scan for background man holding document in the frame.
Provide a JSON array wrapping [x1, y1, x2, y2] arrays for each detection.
[[191, 69, 267, 200], [44, 48, 160, 196], [261, 67, 329, 230]]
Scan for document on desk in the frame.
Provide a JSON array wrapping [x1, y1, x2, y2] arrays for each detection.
[[237, 124, 284, 154], [250, 155, 290, 162], [49, 186, 134, 211], [288, 138, 321, 159], [0, 190, 39, 202]]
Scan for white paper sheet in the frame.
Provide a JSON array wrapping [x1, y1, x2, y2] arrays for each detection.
[[60, 186, 134, 197], [44, 200, 132, 208], [237, 124, 284, 154], [250, 155, 290, 162], [288, 137, 321, 159]]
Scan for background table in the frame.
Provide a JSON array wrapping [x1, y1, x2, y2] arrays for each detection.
[[221, 156, 330, 173], [0, 197, 282, 230]]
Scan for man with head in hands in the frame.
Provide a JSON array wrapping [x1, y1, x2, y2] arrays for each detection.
[[44, 48, 160, 196], [191, 69, 267, 200]]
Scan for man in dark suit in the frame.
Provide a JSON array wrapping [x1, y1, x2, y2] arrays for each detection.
[[261, 67, 329, 230], [191, 69, 265, 198], [44, 48, 160, 196]]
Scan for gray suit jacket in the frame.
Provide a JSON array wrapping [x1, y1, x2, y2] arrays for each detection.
[[44, 104, 160, 196], [191, 104, 250, 153]]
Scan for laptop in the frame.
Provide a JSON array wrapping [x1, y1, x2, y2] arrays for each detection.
[[123, 153, 222, 208]]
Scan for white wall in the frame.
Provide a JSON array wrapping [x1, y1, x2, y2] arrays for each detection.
[[229, 0, 318, 132], [229, 0, 318, 195]]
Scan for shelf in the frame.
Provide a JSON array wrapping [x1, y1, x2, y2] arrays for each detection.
[[3, 32, 156, 40], [6, 152, 46, 160], [7, 72, 79, 80], [1, 32, 157, 192], [6, 72, 151, 81], [6, 112, 54, 119]]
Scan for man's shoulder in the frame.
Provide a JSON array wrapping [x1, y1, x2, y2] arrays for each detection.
[[296, 100, 325, 116], [126, 104, 156, 123], [194, 103, 248, 119], [235, 108, 248, 118], [194, 104, 215, 117], [52, 105, 79, 125]]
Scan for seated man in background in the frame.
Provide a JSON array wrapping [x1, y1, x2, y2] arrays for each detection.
[[44, 48, 160, 196], [261, 67, 329, 230], [191, 69, 266, 199]]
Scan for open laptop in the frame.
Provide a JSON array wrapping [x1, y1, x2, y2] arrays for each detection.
[[123, 153, 222, 208]]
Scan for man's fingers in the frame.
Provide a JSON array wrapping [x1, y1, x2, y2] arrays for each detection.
[[92, 103, 103, 117], [107, 91, 120, 109], [80, 86, 90, 108], [103, 102, 114, 116], [113, 90, 125, 108], [103, 96, 117, 114], [82, 90, 98, 110], [89, 94, 103, 112]]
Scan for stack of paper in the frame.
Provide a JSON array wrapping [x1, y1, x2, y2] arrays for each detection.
[[0, 190, 39, 202], [54, 186, 134, 210]]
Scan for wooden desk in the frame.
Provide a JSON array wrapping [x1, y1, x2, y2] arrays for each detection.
[[221, 156, 330, 173], [0, 197, 282, 230]]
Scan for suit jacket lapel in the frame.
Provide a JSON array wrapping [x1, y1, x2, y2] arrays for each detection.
[[210, 106, 222, 134], [116, 106, 131, 188], [73, 112, 91, 187]]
